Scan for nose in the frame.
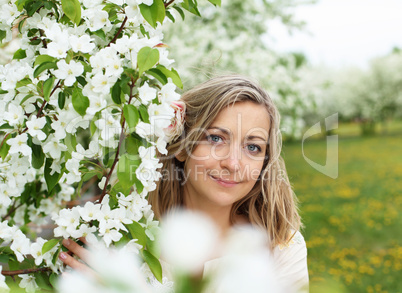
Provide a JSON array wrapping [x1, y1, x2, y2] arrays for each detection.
[[220, 144, 241, 173]]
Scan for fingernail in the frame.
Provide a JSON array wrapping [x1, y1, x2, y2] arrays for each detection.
[[59, 252, 67, 260], [64, 239, 71, 245]]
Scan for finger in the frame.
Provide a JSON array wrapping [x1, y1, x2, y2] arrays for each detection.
[[59, 251, 94, 276], [62, 238, 89, 262], [78, 236, 88, 245]]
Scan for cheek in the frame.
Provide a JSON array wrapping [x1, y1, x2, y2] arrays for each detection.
[[245, 161, 265, 182]]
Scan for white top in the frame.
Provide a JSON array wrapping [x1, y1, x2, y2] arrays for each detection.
[[203, 231, 309, 293], [144, 231, 309, 293]]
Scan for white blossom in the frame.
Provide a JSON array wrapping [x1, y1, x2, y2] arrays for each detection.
[[7, 133, 32, 156], [139, 82, 157, 104], [69, 35, 96, 53], [43, 135, 67, 159], [0, 265, 9, 291], [26, 116, 47, 141], [18, 274, 39, 293], [53, 60, 84, 87], [4, 103, 24, 126], [10, 230, 31, 262]]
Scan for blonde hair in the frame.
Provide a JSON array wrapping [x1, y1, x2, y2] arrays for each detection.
[[148, 75, 301, 247]]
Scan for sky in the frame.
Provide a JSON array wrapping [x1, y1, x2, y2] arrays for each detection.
[[268, 0, 402, 68]]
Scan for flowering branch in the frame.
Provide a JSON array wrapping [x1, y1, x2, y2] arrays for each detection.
[[1, 202, 24, 221], [107, 16, 128, 47], [1, 267, 51, 276], [99, 79, 135, 202]]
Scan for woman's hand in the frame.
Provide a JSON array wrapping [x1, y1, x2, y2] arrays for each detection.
[[59, 238, 96, 276]]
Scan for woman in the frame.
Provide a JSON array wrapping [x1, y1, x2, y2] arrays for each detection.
[[61, 75, 308, 292]]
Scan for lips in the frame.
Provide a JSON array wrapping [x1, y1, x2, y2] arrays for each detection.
[[210, 175, 240, 187]]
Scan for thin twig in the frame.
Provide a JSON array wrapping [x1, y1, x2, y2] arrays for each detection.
[[37, 80, 61, 118], [0, 132, 12, 152], [164, 0, 175, 8], [1, 202, 24, 221], [99, 80, 136, 202], [107, 16, 128, 47], [1, 267, 51, 276], [39, 30, 48, 49]]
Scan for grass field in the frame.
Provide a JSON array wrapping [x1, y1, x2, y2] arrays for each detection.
[[283, 130, 402, 292]]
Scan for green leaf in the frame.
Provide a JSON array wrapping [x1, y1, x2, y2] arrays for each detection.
[[137, 47, 160, 76], [19, 93, 34, 106], [117, 153, 141, 191], [18, 17, 27, 33], [0, 30, 7, 43], [13, 49, 26, 60], [32, 144, 45, 169], [123, 104, 140, 131], [165, 10, 175, 22], [90, 111, 101, 136], [139, 104, 150, 123], [125, 221, 147, 247], [58, 91, 66, 109], [34, 62, 57, 78], [139, 0, 165, 28], [65, 133, 77, 154], [34, 55, 57, 67], [0, 135, 11, 159], [0, 254, 10, 263], [173, 5, 185, 20], [146, 234, 161, 259], [44, 158, 61, 192], [35, 272, 53, 290], [26, 1, 45, 16], [181, 0, 201, 16], [156, 65, 183, 89], [16, 77, 32, 88], [146, 68, 168, 85], [42, 239, 60, 254], [111, 81, 122, 104], [61, 0, 82, 25], [49, 273, 59, 288], [43, 76, 55, 101], [92, 29, 106, 41], [142, 250, 163, 283], [123, 135, 141, 156], [208, 0, 221, 6], [82, 170, 100, 181], [72, 87, 89, 116]]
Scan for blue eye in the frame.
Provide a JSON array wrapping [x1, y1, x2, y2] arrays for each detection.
[[207, 135, 223, 143], [247, 144, 261, 153]]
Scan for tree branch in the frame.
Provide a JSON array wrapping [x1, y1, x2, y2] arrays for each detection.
[[99, 80, 136, 202], [1, 267, 51, 276], [37, 80, 61, 118], [164, 0, 175, 8], [0, 132, 12, 152], [107, 16, 128, 47], [1, 202, 24, 221]]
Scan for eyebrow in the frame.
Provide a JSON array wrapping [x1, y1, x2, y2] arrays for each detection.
[[207, 127, 268, 142]]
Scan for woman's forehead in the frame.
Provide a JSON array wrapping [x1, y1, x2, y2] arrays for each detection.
[[209, 102, 270, 139]]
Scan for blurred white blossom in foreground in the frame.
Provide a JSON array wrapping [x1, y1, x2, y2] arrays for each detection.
[[57, 210, 281, 293]]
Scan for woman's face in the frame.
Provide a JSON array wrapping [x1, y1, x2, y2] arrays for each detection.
[[181, 101, 270, 210]]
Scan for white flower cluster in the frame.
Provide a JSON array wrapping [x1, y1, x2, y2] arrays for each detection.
[[58, 210, 280, 293], [0, 221, 63, 274], [52, 192, 158, 248], [0, 0, 184, 289]]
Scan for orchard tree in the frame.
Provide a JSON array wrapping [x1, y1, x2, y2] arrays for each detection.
[[163, 0, 317, 139]]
